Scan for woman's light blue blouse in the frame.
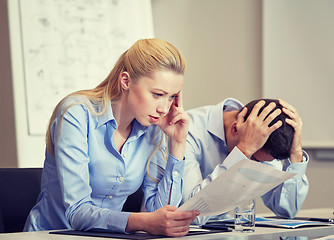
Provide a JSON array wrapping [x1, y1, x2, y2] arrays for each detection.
[[24, 96, 184, 233]]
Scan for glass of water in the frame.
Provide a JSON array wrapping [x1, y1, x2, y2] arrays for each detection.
[[234, 199, 256, 232]]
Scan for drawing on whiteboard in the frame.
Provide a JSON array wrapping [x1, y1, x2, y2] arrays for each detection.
[[18, 0, 153, 135]]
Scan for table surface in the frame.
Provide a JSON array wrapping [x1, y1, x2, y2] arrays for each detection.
[[1, 208, 333, 240]]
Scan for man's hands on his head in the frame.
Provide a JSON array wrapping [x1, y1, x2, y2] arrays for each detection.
[[279, 99, 304, 163], [236, 100, 283, 159]]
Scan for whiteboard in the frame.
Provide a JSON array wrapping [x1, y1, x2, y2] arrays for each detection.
[[262, 0, 334, 148], [18, 0, 154, 135], [8, 0, 154, 166]]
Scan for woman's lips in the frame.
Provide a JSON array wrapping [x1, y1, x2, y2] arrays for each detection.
[[149, 115, 160, 123]]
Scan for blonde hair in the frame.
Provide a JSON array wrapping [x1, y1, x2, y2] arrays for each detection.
[[46, 38, 186, 181]]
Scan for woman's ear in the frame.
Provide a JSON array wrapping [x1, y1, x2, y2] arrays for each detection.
[[120, 72, 130, 90]]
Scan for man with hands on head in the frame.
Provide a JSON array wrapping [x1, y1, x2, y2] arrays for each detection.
[[182, 98, 309, 224]]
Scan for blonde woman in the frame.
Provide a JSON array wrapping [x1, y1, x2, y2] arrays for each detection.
[[24, 38, 199, 237]]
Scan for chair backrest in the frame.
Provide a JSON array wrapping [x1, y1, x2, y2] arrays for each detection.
[[122, 187, 144, 213], [0, 168, 144, 233], [0, 168, 42, 233]]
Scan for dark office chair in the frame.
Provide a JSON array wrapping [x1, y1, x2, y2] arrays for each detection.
[[0, 168, 144, 233], [0, 168, 42, 233], [122, 187, 144, 213]]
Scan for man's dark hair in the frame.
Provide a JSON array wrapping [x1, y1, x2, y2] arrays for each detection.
[[241, 99, 294, 159]]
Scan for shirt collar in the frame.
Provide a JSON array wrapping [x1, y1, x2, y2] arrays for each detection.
[[97, 102, 115, 128], [130, 119, 148, 141], [207, 98, 244, 141]]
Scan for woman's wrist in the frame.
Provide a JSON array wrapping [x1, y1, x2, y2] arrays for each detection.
[[168, 139, 186, 161], [126, 212, 147, 233]]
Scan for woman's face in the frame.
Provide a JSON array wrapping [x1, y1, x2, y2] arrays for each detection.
[[127, 70, 184, 126]]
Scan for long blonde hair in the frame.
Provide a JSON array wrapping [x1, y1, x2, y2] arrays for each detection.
[[46, 38, 186, 181]]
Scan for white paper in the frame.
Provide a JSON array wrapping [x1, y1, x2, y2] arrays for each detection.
[[177, 158, 296, 216]]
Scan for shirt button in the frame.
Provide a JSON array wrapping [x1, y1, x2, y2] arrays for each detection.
[[108, 195, 113, 199], [119, 176, 124, 182], [123, 153, 127, 158], [173, 171, 178, 176]]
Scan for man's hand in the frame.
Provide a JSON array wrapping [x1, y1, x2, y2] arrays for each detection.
[[279, 99, 304, 163], [236, 100, 282, 158]]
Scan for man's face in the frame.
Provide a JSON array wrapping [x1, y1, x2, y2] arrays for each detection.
[[250, 149, 275, 162]]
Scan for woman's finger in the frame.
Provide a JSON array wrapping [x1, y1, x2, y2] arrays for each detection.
[[175, 91, 183, 108]]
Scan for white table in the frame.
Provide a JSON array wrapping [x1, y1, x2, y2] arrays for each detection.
[[1, 208, 333, 240]]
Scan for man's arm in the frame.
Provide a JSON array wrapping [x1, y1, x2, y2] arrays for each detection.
[[260, 99, 309, 218], [261, 152, 309, 218]]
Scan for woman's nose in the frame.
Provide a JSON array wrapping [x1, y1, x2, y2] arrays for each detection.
[[157, 99, 170, 115]]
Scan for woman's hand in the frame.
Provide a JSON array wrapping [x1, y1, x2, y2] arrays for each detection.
[[155, 92, 189, 160], [156, 91, 189, 143], [126, 205, 199, 237], [279, 99, 304, 163]]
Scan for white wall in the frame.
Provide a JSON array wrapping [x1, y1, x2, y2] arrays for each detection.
[[263, 0, 334, 148], [152, 0, 262, 110]]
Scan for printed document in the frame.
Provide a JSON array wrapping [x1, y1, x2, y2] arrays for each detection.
[[177, 158, 295, 216]]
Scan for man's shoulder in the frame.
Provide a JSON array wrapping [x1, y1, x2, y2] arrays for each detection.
[[187, 106, 213, 133], [188, 105, 212, 120]]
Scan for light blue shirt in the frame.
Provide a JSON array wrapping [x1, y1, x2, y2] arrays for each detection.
[[24, 96, 184, 233], [183, 98, 309, 224]]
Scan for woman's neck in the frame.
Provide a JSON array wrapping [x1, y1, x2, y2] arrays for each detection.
[[111, 99, 133, 152], [111, 98, 133, 132]]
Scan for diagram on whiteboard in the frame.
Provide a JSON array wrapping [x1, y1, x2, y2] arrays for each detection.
[[19, 0, 153, 135]]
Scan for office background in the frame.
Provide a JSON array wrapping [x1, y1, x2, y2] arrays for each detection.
[[0, 0, 333, 213]]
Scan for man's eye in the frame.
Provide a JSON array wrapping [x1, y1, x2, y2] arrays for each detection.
[[153, 93, 163, 99]]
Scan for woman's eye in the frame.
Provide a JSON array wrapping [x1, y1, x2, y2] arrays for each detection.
[[169, 95, 177, 101], [153, 93, 163, 99]]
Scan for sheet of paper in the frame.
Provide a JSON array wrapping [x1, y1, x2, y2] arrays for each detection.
[[177, 158, 296, 216]]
